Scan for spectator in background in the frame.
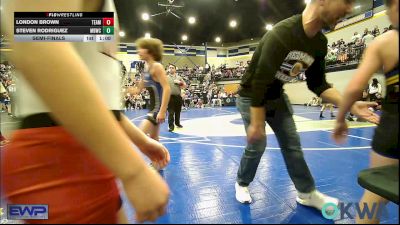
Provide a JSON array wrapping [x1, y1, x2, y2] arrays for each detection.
[[368, 78, 382, 102], [124, 93, 132, 110], [142, 89, 150, 109], [191, 94, 198, 107], [307, 96, 321, 107], [196, 99, 204, 108], [120, 61, 127, 78], [339, 38, 345, 46], [362, 31, 375, 47], [202, 88, 208, 105], [362, 86, 369, 102], [372, 25, 380, 37], [220, 90, 227, 98], [181, 89, 187, 110], [205, 63, 210, 73], [336, 40, 341, 47], [211, 90, 222, 107], [331, 44, 339, 55], [362, 28, 369, 38], [226, 69, 232, 78], [0, 62, 15, 118], [129, 95, 135, 110], [198, 65, 204, 73], [320, 102, 336, 119], [135, 95, 143, 110], [351, 32, 362, 43], [383, 27, 389, 33], [338, 45, 348, 63], [326, 50, 337, 65], [0, 92, 7, 112], [184, 90, 191, 106]]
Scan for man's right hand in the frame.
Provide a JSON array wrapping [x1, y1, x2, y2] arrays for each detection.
[[122, 167, 170, 223], [332, 119, 349, 144], [247, 123, 266, 143], [350, 101, 380, 124]]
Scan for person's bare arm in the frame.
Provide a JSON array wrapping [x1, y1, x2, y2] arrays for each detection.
[[119, 114, 170, 168], [5, 0, 146, 181], [4, 1, 171, 222], [336, 42, 382, 123], [332, 39, 383, 144]]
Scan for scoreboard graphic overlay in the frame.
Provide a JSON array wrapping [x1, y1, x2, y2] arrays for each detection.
[[14, 12, 114, 42]]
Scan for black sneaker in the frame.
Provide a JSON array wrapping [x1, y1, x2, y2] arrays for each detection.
[[319, 115, 325, 119], [347, 116, 354, 121], [176, 124, 183, 128], [331, 114, 336, 118], [168, 127, 174, 132]]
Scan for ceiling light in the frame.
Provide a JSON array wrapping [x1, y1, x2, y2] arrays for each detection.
[[142, 13, 150, 21], [230, 20, 237, 28], [188, 17, 196, 24]]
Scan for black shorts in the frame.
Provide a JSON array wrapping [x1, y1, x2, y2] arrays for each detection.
[[146, 90, 161, 126], [146, 96, 159, 126], [372, 109, 399, 159], [146, 110, 159, 126]]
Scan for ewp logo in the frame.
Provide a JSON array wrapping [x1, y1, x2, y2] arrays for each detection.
[[7, 205, 48, 220], [322, 202, 389, 221]]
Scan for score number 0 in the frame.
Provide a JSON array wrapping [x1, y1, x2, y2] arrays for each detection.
[[102, 18, 114, 35], [103, 18, 114, 26]]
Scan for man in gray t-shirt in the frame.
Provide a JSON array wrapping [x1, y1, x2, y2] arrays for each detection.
[[167, 65, 186, 132], [362, 31, 375, 47]]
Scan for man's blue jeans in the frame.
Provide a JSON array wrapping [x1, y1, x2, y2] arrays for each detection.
[[236, 94, 316, 193]]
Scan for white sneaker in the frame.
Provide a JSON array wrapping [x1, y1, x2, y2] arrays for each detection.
[[296, 190, 339, 211], [235, 182, 252, 204]]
